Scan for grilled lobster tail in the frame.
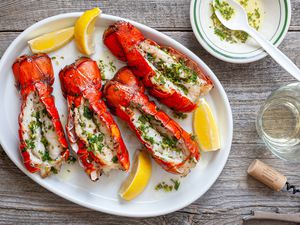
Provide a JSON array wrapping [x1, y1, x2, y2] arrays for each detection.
[[12, 54, 69, 177], [59, 57, 129, 181], [103, 21, 213, 112], [104, 67, 200, 175]]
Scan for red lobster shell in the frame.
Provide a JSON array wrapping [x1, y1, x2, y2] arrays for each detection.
[[103, 21, 213, 112], [59, 57, 129, 181], [12, 54, 69, 177], [104, 67, 200, 176]]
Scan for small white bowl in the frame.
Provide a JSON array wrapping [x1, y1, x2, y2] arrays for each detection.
[[190, 0, 291, 63]]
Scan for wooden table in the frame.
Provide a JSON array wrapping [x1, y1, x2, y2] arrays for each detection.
[[0, 1, 299, 224]]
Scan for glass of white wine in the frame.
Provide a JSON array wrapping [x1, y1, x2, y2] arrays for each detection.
[[256, 82, 300, 162]]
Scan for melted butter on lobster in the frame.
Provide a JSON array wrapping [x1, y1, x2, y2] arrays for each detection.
[[12, 54, 69, 177], [59, 57, 129, 181], [104, 67, 200, 175], [103, 21, 213, 112]]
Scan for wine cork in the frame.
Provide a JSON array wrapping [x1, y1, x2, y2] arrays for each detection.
[[247, 159, 287, 192]]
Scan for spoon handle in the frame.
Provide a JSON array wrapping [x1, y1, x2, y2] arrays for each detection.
[[246, 27, 300, 80]]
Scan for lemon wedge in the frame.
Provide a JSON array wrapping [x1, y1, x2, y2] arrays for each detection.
[[74, 7, 101, 55], [28, 27, 74, 53], [119, 151, 152, 201], [193, 99, 220, 152]]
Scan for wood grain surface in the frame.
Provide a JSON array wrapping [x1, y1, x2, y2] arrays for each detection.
[[0, 0, 300, 224]]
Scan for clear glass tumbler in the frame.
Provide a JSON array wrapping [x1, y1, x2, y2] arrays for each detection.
[[256, 82, 300, 162]]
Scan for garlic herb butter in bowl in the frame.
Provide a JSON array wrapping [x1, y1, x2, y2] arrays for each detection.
[[190, 0, 291, 63], [211, 0, 262, 43]]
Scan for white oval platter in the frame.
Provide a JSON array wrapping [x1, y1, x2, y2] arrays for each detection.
[[0, 13, 233, 217]]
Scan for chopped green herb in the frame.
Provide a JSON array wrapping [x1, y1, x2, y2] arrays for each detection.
[[159, 76, 166, 84], [138, 115, 150, 124], [51, 56, 56, 60], [144, 135, 155, 145], [25, 139, 35, 149], [151, 58, 198, 96], [28, 121, 40, 138], [190, 72, 198, 83], [33, 111, 40, 120], [109, 61, 116, 72], [155, 182, 173, 192], [239, 0, 249, 7], [154, 75, 166, 85], [173, 111, 188, 120], [88, 133, 104, 143], [112, 155, 118, 163], [233, 30, 249, 43], [83, 106, 93, 119], [40, 150, 51, 162], [171, 179, 180, 191], [42, 108, 48, 115], [98, 59, 107, 77], [155, 179, 181, 192], [87, 133, 105, 153], [50, 167, 58, 174], [79, 121, 86, 128], [190, 134, 196, 141], [67, 155, 77, 164], [214, 0, 235, 20], [138, 123, 147, 133], [177, 84, 188, 95], [254, 8, 260, 19], [137, 114, 158, 145], [67, 169, 71, 173], [41, 136, 49, 148], [162, 136, 178, 149], [146, 52, 155, 62], [210, 1, 261, 43], [248, 9, 261, 30]]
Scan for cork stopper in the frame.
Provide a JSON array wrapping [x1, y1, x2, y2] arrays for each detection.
[[247, 159, 287, 192]]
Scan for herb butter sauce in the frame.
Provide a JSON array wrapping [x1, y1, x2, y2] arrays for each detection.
[[210, 0, 263, 43]]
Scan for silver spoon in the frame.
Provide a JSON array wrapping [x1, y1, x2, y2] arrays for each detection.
[[213, 0, 300, 80]]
